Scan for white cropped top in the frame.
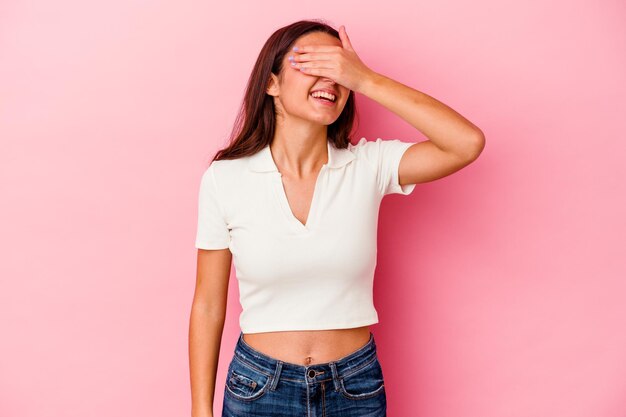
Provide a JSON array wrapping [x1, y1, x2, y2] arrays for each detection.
[[195, 137, 416, 334]]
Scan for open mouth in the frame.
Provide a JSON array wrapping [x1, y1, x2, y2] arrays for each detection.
[[309, 91, 337, 105]]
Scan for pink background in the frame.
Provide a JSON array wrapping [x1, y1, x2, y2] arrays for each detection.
[[1, 1, 625, 416]]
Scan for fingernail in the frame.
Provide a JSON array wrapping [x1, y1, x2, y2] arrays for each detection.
[[293, 46, 298, 51], [288, 55, 294, 61]]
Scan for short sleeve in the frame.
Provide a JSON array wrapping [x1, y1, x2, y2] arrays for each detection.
[[195, 163, 231, 250], [352, 137, 417, 196]]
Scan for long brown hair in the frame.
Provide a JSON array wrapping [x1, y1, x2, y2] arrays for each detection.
[[211, 19, 359, 163]]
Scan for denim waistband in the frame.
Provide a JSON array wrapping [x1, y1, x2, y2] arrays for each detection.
[[233, 331, 378, 385]]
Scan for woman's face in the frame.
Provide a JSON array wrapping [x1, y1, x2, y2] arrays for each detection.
[[267, 32, 350, 126]]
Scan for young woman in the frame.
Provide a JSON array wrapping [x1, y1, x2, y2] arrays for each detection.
[[189, 20, 485, 417]]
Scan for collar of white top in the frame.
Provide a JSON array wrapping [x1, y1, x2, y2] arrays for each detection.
[[248, 140, 356, 173]]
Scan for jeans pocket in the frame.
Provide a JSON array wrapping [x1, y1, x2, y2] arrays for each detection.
[[225, 356, 272, 402], [338, 356, 386, 400]]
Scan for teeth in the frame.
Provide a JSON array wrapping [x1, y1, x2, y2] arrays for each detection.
[[310, 91, 336, 102]]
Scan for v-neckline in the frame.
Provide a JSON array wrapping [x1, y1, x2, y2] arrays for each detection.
[[268, 145, 328, 233], [274, 165, 326, 232]]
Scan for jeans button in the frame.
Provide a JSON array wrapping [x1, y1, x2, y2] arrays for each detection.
[[307, 369, 316, 378]]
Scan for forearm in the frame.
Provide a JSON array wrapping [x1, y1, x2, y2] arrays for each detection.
[[358, 71, 484, 156], [189, 303, 226, 417]]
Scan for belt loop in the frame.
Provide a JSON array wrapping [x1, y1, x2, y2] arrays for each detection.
[[270, 361, 283, 391], [329, 362, 341, 392]]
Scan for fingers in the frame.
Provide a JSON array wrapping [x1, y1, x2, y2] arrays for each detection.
[[339, 25, 353, 51]]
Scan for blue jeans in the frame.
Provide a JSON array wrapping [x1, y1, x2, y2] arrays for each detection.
[[222, 331, 387, 416]]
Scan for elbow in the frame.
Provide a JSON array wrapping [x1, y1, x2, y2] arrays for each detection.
[[466, 131, 486, 161], [454, 131, 485, 162]]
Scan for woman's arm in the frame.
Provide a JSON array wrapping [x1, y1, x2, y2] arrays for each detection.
[[189, 248, 232, 417], [358, 71, 486, 184], [290, 26, 484, 184]]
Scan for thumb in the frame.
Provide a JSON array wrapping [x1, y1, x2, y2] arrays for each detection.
[[338, 25, 354, 51]]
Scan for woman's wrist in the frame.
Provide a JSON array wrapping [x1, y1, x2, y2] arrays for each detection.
[[356, 70, 383, 97]]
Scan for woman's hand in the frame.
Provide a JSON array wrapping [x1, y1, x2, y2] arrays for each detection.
[[289, 25, 376, 93]]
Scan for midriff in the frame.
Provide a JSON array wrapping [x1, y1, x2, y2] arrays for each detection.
[[242, 326, 372, 366]]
